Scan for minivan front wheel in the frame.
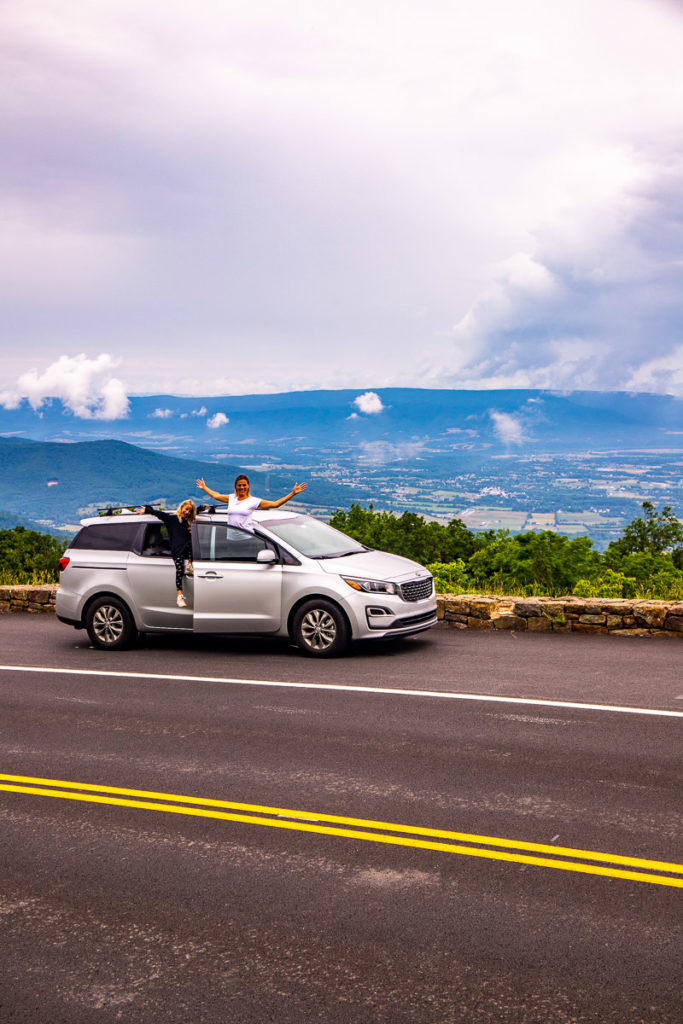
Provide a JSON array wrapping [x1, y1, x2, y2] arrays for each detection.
[[292, 599, 349, 657], [86, 596, 137, 651]]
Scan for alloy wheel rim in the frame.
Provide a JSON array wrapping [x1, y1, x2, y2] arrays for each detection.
[[300, 609, 337, 650], [93, 605, 124, 644]]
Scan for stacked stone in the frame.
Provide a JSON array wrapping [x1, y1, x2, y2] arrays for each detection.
[[0, 585, 58, 614], [1, 585, 682, 636], [437, 594, 683, 637]]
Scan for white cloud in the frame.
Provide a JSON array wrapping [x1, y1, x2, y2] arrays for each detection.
[[0, 354, 129, 419], [490, 411, 525, 445], [624, 344, 683, 398], [191, 406, 208, 416], [0, 387, 21, 409], [1, 0, 683, 396], [445, 254, 560, 380], [354, 391, 385, 415], [150, 407, 173, 418], [207, 411, 229, 428], [451, 253, 558, 342]]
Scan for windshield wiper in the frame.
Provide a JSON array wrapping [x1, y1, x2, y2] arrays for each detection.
[[312, 549, 364, 559]]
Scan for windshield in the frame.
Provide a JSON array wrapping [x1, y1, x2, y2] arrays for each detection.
[[263, 516, 366, 558]]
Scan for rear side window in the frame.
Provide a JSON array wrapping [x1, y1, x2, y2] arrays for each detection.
[[141, 523, 171, 557], [70, 523, 142, 551]]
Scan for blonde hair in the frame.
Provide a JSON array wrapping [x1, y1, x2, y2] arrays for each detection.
[[176, 499, 197, 523]]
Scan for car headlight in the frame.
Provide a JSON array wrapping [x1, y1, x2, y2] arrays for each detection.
[[343, 577, 398, 595]]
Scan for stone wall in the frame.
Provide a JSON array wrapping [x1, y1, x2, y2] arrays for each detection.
[[437, 594, 683, 637], [0, 585, 57, 614], [1, 585, 682, 637]]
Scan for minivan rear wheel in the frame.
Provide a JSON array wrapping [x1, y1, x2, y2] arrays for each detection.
[[292, 599, 349, 657], [86, 596, 137, 650]]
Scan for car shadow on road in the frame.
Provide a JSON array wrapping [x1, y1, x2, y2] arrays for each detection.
[[108, 631, 434, 662]]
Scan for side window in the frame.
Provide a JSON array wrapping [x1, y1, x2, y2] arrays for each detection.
[[71, 523, 142, 551], [196, 524, 271, 562], [141, 524, 171, 557]]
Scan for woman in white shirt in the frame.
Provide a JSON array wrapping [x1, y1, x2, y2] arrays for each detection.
[[196, 474, 307, 533]]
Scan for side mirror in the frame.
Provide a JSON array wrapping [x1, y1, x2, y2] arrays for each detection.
[[256, 549, 278, 564]]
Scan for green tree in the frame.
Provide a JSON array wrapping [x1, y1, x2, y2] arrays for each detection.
[[0, 526, 67, 583], [330, 502, 683, 598], [426, 559, 471, 594], [329, 504, 486, 563], [467, 531, 599, 596], [612, 550, 681, 583], [606, 501, 683, 559]]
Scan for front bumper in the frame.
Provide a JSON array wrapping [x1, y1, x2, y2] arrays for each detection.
[[363, 601, 438, 637]]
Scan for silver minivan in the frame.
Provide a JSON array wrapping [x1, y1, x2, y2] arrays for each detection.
[[56, 508, 437, 656]]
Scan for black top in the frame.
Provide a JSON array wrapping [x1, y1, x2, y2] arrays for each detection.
[[144, 506, 192, 558]]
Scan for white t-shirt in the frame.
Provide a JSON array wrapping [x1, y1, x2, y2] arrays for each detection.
[[227, 494, 261, 532]]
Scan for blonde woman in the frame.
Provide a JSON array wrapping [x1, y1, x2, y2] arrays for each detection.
[[196, 474, 307, 533], [136, 500, 197, 607]]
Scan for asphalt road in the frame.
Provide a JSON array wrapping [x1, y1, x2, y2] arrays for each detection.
[[1, 615, 681, 1023]]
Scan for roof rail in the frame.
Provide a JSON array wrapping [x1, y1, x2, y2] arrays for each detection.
[[96, 503, 162, 516], [95, 502, 225, 517]]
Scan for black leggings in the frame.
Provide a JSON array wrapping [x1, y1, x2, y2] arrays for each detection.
[[173, 547, 191, 590]]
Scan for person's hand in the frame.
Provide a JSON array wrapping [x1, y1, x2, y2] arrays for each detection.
[[292, 482, 307, 495], [135, 506, 145, 515], [196, 478, 207, 492]]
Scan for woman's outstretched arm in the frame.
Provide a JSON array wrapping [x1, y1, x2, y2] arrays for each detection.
[[196, 478, 231, 502], [258, 482, 307, 510]]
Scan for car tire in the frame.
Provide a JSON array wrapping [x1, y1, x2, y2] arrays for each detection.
[[292, 599, 349, 657], [86, 596, 138, 651]]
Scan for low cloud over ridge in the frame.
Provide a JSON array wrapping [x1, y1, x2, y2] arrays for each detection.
[[490, 411, 525, 446], [354, 392, 385, 415]]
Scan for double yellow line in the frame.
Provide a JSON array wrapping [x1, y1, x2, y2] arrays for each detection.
[[2, 772, 682, 888]]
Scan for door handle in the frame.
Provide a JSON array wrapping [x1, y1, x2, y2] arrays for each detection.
[[198, 571, 223, 579]]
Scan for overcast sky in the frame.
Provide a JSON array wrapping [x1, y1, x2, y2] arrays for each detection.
[[1, 0, 683, 417]]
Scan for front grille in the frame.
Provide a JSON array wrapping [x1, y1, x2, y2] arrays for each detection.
[[400, 576, 433, 602]]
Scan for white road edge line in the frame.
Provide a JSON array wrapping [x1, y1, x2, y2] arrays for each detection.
[[1, 665, 681, 717]]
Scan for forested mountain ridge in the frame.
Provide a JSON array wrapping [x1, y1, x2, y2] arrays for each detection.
[[1, 388, 681, 456], [0, 437, 349, 530]]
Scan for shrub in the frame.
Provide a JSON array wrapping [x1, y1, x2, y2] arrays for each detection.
[[0, 527, 66, 584], [426, 560, 471, 594], [573, 571, 637, 599]]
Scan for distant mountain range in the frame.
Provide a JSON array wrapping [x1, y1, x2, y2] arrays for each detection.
[[1, 389, 681, 542], [1, 388, 681, 460]]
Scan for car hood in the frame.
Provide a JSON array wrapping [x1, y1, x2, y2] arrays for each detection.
[[317, 549, 430, 582]]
